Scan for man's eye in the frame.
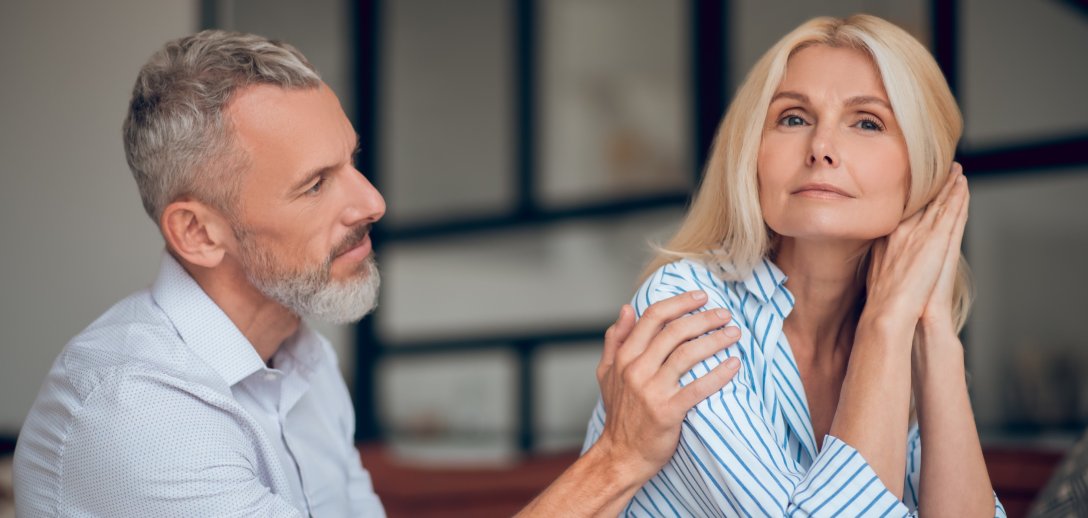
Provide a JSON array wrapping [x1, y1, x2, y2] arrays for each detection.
[[306, 177, 325, 195]]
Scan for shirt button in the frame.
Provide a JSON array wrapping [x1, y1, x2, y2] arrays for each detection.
[[264, 372, 279, 381]]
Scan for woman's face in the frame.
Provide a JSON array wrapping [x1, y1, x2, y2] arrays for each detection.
[[757, 45, 910, 243]]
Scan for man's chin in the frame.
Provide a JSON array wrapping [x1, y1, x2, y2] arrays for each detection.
[[301, 263, 380, 324]]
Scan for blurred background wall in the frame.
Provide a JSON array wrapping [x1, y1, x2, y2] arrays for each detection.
[[1, 0, 1086, 515]]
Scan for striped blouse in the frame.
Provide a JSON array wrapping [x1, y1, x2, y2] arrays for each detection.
[[583, 257, 1005, 517]]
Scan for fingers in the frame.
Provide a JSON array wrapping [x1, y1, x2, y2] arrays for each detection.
[[942, 176, 970, 268], [638, 308, 732, 370], [656, 325, 741, 382], [597, 305, 635, 382], [921, 165, 962, 228], [671, 357, 741, 410], [616, 291, 709, 363], [932, 174, 967, 239]]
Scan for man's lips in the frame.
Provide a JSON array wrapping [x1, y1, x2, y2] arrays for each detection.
[[792, 183, 854, 199], [335, 233, 372, 262]]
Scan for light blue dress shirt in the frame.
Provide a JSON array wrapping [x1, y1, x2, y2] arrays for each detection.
[[584, 257, 1006, 517], [14, 254, 384, 517]]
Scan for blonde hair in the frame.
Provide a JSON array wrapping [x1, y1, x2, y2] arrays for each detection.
[[645, 14, 971, 331]]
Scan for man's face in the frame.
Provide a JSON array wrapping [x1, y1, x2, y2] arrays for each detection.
[[225, 83, 385, 323]]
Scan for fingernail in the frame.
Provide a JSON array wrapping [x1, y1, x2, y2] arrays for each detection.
[[725, 357, 740, 370], [691, 291, 707, 301], [724, 326, 740, 338], [715, 309, 729, 320]]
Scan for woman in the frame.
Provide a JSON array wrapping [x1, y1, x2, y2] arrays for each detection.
[[583, 15, 1004, 517]]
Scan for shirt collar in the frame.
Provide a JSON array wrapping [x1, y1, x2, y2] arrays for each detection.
[[272, 320, 326, 380], [713, 255, 790, 305], [151, 253, 267, 387]]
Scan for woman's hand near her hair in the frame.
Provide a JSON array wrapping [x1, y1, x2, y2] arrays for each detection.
[[863, 163, 968, 329], [516, 292, 742, 518], [909, 166, 998, 517], [830, 164, 969, 497]]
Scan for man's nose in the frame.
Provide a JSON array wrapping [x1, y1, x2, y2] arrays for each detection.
[[342, 167, 386, 225]]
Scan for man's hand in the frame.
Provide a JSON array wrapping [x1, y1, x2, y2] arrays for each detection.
[[594, 291, 742, 481], [515, 291, 740, 517]]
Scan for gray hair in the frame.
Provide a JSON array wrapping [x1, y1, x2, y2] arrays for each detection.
[[123, 30, 322, 223]]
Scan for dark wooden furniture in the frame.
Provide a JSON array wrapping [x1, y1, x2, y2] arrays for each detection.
[[359, 443, 1066, 518]]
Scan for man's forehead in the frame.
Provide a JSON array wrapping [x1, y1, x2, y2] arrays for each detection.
[[229, 84, 349, 141]]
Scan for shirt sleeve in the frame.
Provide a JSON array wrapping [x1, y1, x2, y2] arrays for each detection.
[[607, 261, 914, 517], [903, 423, 1007, 518], [57, 370, 304, 518]]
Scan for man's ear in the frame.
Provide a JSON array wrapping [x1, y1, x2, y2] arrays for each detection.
[[160, 199, 234, 268]]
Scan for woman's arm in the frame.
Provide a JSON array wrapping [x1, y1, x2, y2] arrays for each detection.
[[912, 326, 996, 517], [830, 168, 970, 498], [516, 292, 741, 517], [912, 176, 997, 517]]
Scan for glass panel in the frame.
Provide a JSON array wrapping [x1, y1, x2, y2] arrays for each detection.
[[378, 350, 518, 464], [378, 208, 685, 342], [730, 0, 929, 92], [538, 0, 690, 207], [961, 0, 1088, 147], [225, 0, 353, 117], [380, 0, 514, 224], [966, 169, 1088, 442], [533, 343, 601, 453]]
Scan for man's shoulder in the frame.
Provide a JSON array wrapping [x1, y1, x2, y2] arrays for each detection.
[[59, 289, 218, 395], [22, 289, 228, 443]]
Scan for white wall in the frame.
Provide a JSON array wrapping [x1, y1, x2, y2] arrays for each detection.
[[0, 1, 199, 433]]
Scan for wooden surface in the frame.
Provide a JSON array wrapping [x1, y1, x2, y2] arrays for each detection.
[[983, 446, 1065, 518], [358, 443, 1065, 517], [357, 444, 577, 518]]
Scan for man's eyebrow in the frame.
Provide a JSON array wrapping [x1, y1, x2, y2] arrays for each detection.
[[352, 134, 362, 162], [290, 164, 336, 194], [290, 135, 362, 195]]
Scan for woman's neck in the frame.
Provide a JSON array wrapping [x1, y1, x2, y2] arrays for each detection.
[[774, 237, 870, 366]]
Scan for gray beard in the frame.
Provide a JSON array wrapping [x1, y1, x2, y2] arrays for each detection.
[[238, 237, 380, 324]]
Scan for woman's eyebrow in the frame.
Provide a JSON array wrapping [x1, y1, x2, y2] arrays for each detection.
[[771, 91, 808, 104], [771, 91, 892, 111], [844, 95, 892, 110]]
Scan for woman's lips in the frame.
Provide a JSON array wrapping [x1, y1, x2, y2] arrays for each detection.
[[792, 183, 854, 199]]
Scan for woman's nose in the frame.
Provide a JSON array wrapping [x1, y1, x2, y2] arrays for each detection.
[[806, 126, 840, 168]]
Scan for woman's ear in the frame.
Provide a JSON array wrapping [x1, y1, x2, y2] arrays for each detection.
[[160, 199, 233, 268]]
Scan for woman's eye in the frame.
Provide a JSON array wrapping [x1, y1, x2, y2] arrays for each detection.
[[856, 117, 885, 132], [779, 114, 807, 127]]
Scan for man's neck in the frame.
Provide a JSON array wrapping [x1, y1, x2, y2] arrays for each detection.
[[180, 258, 300, 364]]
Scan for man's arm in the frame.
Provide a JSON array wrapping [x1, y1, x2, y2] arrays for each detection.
[[53, 371, 304, 517], [516, 291, 741, 517]]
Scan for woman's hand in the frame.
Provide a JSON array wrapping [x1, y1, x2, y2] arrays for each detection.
[[919, 163, 970, 334], [863, 163, 968, 331], [594, 292, 741, 481]]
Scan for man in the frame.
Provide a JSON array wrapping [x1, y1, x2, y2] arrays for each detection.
[[14, 31, 741, 516]]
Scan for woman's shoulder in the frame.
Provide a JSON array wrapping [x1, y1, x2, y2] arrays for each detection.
[[634, 256, 739, 315]]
